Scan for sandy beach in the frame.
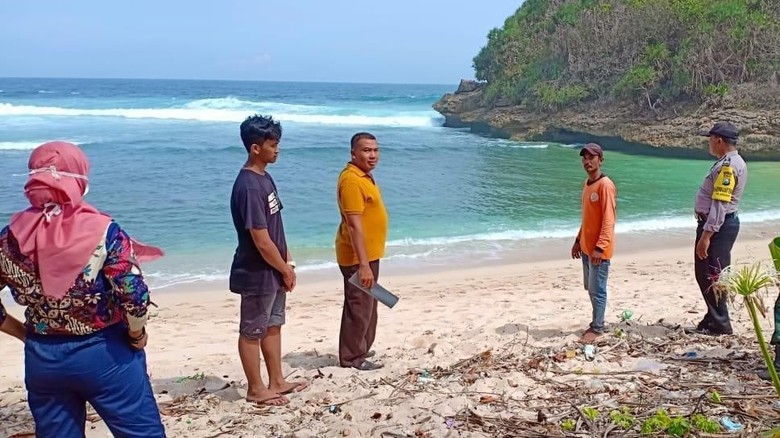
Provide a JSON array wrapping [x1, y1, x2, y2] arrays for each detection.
[[2, 223, 780, 437]]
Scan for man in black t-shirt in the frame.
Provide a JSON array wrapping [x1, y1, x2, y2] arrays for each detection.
[[229, 114, 308, 406]]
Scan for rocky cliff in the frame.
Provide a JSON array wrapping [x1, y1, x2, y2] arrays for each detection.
[[434, 80, 780, 160]]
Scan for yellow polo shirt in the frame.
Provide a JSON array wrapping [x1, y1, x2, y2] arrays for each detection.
[[335, 163, 388, 266]]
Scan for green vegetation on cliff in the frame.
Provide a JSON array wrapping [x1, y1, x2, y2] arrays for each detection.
[[473, 0, 780, 111]]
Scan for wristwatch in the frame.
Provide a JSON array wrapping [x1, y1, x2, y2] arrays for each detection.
[[287, 261, 296, 269]]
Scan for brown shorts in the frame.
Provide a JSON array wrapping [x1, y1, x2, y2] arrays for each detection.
[[239, 290, 286, 340]]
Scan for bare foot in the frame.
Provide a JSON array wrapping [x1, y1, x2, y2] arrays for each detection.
[[247, 388, 289, 406], [268, 380, 310, 395]]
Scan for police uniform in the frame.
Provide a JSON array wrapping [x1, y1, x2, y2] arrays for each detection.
[[693, 122, 748, 335]]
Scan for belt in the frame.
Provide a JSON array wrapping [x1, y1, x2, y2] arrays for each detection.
[[695, 212, 737, 222]]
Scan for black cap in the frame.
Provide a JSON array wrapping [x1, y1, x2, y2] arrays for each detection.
[[579, 143, 603, 158], [700, 121, 739, 140]]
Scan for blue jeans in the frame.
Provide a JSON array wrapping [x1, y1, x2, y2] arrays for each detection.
[[582, 255, 610, 333], [24, 324, 166, 438]]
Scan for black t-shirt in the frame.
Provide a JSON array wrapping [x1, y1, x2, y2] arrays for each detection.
[[229, 169, 288, 295]]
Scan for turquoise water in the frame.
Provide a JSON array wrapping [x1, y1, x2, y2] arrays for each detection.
[[1, 78, 778, 288]]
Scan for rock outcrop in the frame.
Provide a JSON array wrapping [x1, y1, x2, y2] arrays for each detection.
[[434, 80, 780, 160]]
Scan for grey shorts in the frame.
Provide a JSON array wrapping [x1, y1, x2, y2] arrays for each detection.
[[239, 290, 286, 340]]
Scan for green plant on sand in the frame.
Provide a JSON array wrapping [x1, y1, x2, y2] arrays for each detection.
[[714, 260, 780, 398]]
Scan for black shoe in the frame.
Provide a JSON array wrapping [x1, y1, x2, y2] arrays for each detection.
[[696, 318, 711, 331], [684, 326, 733, 336], [366, 350, 376, 359], [757, 346, 780, 381]]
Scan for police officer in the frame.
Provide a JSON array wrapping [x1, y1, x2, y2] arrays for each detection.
[[692, 121, 748, 336]]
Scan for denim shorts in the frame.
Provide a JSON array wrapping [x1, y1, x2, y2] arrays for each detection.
[[239, 290, 286, 339]]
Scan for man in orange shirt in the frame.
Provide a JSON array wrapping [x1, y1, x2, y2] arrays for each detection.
[[571, 143, 617, 344], [335, 132, 389, 371]]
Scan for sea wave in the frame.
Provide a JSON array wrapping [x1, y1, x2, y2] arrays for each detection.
[[0, 138, 96, 151], [505, 143, 548, 149], [387, 209, 780, 247], [0, 101, 443, 128], [142, 209, 780, 289], [0, 141, 45, 151]]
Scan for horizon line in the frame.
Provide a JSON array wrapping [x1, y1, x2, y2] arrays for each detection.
[[0, 75, 466, 88]]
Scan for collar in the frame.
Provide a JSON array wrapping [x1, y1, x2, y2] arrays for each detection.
[[586, 173, 606, 186], [345, 162, 371, 178], [713, 150, 739, 167]]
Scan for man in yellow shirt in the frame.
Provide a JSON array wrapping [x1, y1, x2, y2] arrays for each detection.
[[335, 132, 388, 371]]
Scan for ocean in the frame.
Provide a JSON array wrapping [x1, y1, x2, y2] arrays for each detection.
[[1, 78, 778, 289]]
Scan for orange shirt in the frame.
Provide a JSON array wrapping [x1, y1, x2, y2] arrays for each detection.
[[577, 176, 617, 260], [335, 163, 388, 266]]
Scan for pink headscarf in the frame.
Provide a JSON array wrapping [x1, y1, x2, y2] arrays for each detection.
[[8, 141, 163, 299]]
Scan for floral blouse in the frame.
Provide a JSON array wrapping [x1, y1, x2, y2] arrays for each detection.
[[0, 222, 151, 336]]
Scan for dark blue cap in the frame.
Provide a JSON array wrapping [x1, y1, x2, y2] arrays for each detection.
[[700, 121, 739, 140]]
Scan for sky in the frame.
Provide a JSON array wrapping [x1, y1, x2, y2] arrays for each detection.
[[0, 1, 519, 84]]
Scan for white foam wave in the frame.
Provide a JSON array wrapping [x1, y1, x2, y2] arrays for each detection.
[[183, 97, 332, 114], [142, 209, 780, 289], [0, 102, 443, 128], [508, 144, 548, 149], [0, 141, 44, 151], [388, 210, 780, 247], [145, 273, 226, 289], [0, 138, 94, 151]]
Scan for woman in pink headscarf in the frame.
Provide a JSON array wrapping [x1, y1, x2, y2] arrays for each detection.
[[0, 142, 166, 437]]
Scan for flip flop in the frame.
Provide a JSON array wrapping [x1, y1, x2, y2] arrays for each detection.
[[355, 360, 384, 371], [247, 394, 289, 406], [277, 381, 310, 395]]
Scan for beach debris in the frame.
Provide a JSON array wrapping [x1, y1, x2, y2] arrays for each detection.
[[584, 378, 604, 391], [370, 412, 382, 420], [416, 370, 435, 384], [583, 344, 596, 361], [371, 323, 779, 437], [720, 416, 744, 432], [479, 395, 499, 404], [620, 309, 633, 321], [5, 321, 769, 437], [681, 351, 698, 359], [632, 358, 667, 373], [174, 372, 206, 383]]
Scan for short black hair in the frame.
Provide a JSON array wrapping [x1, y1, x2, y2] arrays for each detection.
[[240, 114, 282, 152], [350, 132, 376, 150], [721, 136, 738, 147]]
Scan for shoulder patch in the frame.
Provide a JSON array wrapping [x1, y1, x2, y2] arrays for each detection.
[[711, 164, 734, 202]]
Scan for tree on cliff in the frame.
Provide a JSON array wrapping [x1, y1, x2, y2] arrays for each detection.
[[473, 0, 780, 112]]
